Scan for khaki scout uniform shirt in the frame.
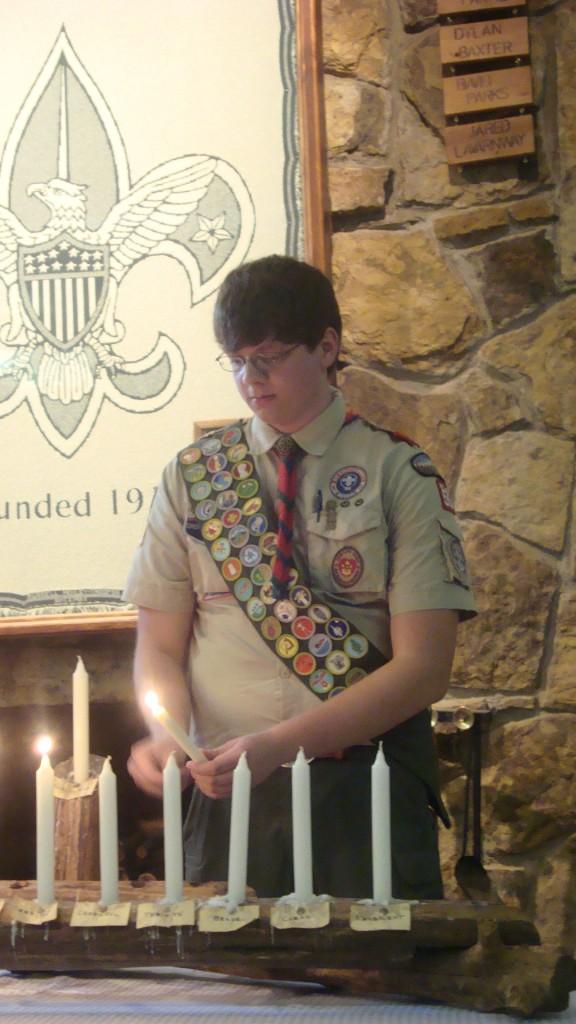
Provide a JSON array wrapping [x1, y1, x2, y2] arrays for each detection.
[[124, 390, 476, 748]]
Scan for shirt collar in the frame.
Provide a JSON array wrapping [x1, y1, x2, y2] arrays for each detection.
[[248, 389, 346, 456]]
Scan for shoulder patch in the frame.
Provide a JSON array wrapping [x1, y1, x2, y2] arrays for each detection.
[[410, 451, 441, 478]]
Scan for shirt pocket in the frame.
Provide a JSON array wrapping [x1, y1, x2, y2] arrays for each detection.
[[306, 503, 388, 597]]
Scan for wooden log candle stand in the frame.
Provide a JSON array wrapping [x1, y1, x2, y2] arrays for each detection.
[[0, 879, 573, 1018]]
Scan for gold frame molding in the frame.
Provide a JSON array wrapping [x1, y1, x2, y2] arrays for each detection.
[[0, 0, 329, 638]]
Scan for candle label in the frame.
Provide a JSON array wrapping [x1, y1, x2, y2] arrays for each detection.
[[70, 902, 131, 927], [197, 902, 260, 932], [54, 775, 98, 800], [350, 901, 411, 931], [271, 899, 331, 930], [136, 900, 196, 929], [8, 897, 58, 924]]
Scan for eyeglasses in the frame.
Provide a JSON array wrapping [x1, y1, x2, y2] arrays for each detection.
[[216, 343, 302, 377]]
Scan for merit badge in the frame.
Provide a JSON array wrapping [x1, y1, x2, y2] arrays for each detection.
[[248, 513, 268, 536], [329, 466, 367, 500], [332, 547, 364, 589], [227, 442, 248, 462], [232, 460, 253, 480], [346, 667, 367, 686], [325, 650, 351, 676], [260, 582, 277, 605], [199, 436, 222, 455], [308, 633, 333, 659], [179, 446, 202, 465], [222, 508, 242, 529], [327, 617, 350, 640], [236, 479, 259, 500], [291, 585, 312, 608], [259, 532, 278, 557], [240, 544, 261, 568], [222, 426, 243, 447], [222, 557, 242, 582], [211, 538, 231, 561], [261, 616, 282, 641], [288, 567, 299, 586], [310, 669, 334, 695], [234, 578, 253, 602], [291, 615, 315, 640], [196, 499, 217, 521], [212, 470, 234, 491], [217, 490, 238, 510], [328, 686, 346, 699], [182, 463, 206, 484], [293, 652, 316, 677], [206, 452, 228, 474], [247, 596, 266, 622], [437, 478, 455, 513], [274, 599, 297, 623], [229, 524, 250, 548], [276, 634, 299, 660], [344, 634, 369, 659], [309, 603, 331, 624], [410, 452, 440, 478], [251, 563, 272, 586], [201, 518, 223, 542], [439, 524, 469, 588], [190, 480, 212, 501], [242, 496, 263, 516]]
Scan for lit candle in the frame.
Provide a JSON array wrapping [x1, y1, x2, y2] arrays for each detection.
[[292, 748, 314, 903], [144, 691, 205, 763], [163, 752, 183, 904], [98, 757, 119, 906], [227, 752, 251, 907], [73, 655, 90, 784], [371, 742, 392, 904], [35, 736, 55, 907]]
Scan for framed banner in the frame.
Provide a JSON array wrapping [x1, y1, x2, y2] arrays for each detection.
[[0, 0, 328, 635]]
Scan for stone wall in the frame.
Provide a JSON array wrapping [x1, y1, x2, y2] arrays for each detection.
[[324, 0, 575, 951]]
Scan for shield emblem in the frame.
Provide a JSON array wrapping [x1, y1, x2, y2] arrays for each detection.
[[18, 232, 110, 352]]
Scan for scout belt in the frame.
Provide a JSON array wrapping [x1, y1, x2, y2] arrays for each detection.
[[178, 420, 387, 701]]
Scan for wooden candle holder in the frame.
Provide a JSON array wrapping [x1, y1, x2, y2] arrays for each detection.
[[0, 879, 573, 1017]]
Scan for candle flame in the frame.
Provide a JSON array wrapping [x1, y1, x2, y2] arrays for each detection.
[[144, 690, 161, 715], [36, 734, 53, 756]]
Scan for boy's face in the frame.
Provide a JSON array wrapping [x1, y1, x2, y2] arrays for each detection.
[[230, 329, 339, 434]]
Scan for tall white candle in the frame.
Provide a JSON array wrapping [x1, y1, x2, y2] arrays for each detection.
[[163, 753, 183, 904], [292, 748, 314, 903], [144, 692, 205, 763], [371, 742, 392, 904], [35, 740, 55, 907], [72, 655, 90, 784], [227, 752, 251, 907], [98, 757, 119, 907]]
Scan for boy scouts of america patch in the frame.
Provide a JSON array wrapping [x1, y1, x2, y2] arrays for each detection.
[[439, 523, 469, 589]]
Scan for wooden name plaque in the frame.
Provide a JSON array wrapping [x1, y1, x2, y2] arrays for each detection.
[[444, 113, 535, 165], [443, 65, 532, 116], [438, 0, 521, 14], [440, 17, 529, 65]]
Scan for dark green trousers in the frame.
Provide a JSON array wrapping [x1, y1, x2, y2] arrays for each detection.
[[183, 747, 443, 899]]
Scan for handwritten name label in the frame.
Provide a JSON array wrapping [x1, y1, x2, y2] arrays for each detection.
[[197, 902, 260, 933], [440, 17, 529, 64], [8, 897, 58, 924], [438, 0, 520, 14], [70, 902, 131, 927], [443, 66, 532, 116], [136, 900, 196, 929], [444, 113, 535, 164], [270, 899, 331, 930], [350, 901, 412, 931]]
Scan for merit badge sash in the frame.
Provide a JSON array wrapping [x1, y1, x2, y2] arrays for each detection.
[[178, 421, 386, 700]]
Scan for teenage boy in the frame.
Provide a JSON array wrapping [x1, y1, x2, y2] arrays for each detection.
[[125, 255, 475, 899]]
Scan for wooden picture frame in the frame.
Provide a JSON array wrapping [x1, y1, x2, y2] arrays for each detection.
[[0, 0, 329, 637]]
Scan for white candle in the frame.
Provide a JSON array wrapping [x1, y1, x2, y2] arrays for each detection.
[[163, 753, 183, 904], [291, 748, 314, 903], [98, 757, 119, 906], [145, 692, 205, 763], [35, 738, 55, 907], [226, 752, 251, 907], [371, 742, 392, 904], [73, 655, 90, 784]]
